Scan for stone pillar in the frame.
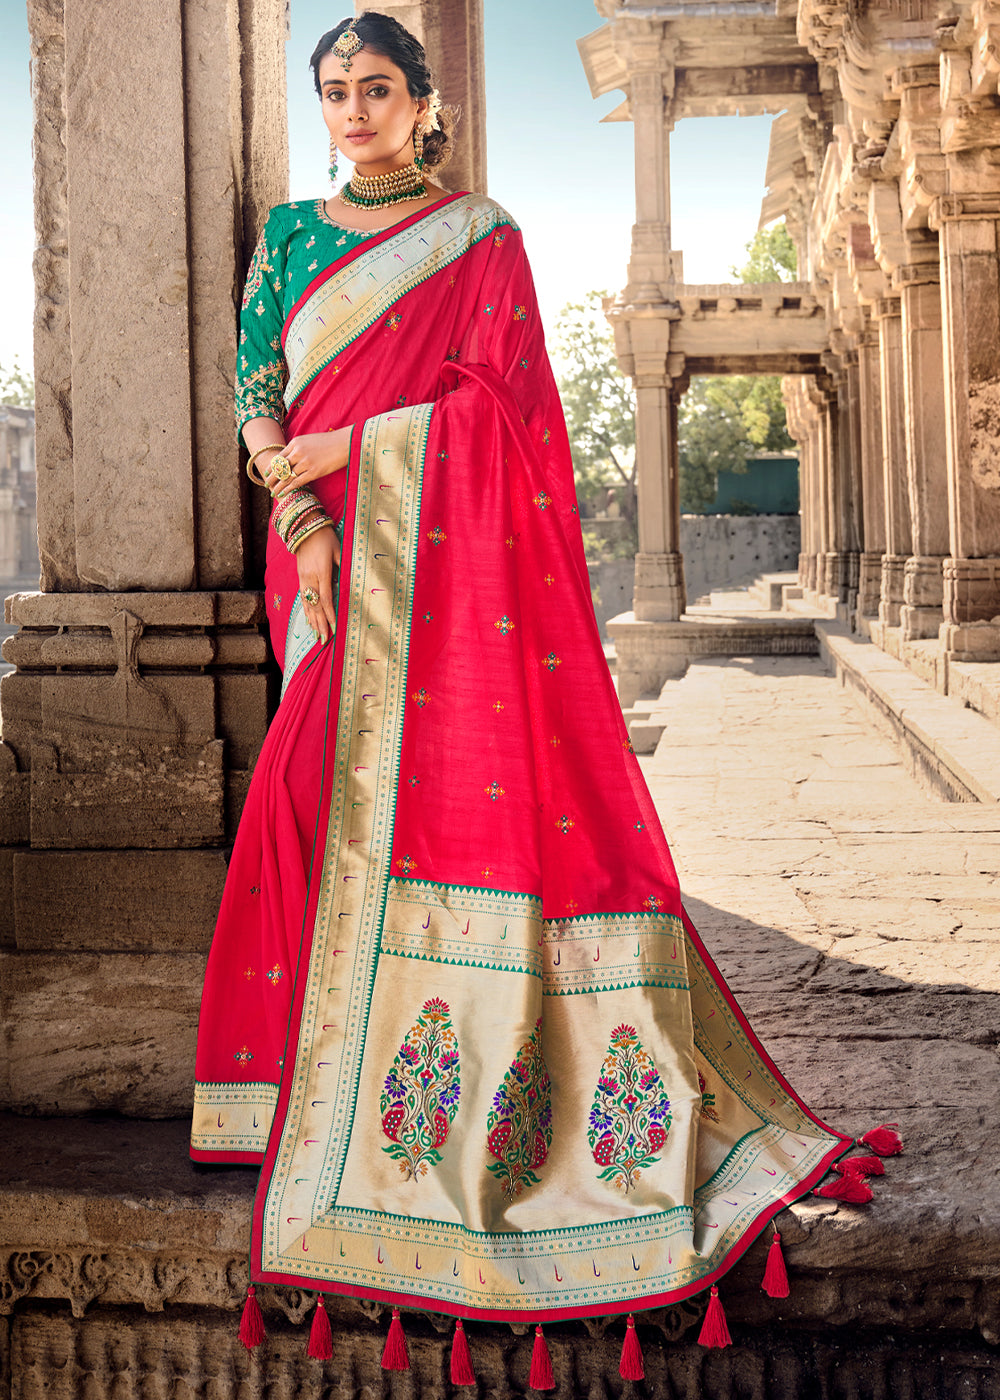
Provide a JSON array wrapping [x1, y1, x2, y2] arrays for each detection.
[[833, 351, 863, 610], [856, 323, 886, 619], [897, 249, 949, 641], [934, 189, 1000, 659], [0, 0, 289, 1116], [632, 364, 686, 622], [783, 377, 816, 591], [873, 295, 911, 628], [625, 66, 680, 299], [367, 0, 486, 196], [791, 377, 827, 595]]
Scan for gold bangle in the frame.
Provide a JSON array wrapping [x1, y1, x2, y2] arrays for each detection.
[[288, 520, 334, 554], [245, 442, 286, 488]]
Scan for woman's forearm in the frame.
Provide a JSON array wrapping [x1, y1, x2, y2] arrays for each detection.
[[243, 417, 287, 478]]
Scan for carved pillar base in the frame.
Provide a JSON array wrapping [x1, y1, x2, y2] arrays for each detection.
[[879, 554, 909, 627], [939, 557, 1000, 658], [858, 552, 883, 617], [900, 555, 945, 641], [942, 556, 1000, 624], [633, 551, 686, 622], [823, 551, 852, 602]]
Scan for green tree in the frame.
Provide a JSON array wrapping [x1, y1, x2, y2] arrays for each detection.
[[729, 221, 797, 283], [553, 292, 637, 552], [677, 378, 749, 512], [677, 221, 797, 511], [0, 358, 35, 408]]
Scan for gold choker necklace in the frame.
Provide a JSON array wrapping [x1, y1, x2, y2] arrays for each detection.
[[340, 162, 427, 212]]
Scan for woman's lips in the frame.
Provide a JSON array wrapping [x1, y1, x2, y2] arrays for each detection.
[[346, 132, 376, 143]]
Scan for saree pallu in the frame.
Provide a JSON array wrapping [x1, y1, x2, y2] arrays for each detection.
[[191, 193, 850, 1320]]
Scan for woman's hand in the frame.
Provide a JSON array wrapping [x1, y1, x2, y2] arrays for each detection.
[[266, 427, 353, 497], [296, 526, 340, 646]]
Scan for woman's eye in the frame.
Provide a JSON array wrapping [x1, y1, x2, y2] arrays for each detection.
[[366, 86, 388, 98]]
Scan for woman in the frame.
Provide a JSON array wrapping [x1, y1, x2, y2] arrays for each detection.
[[191, 11, 875, 1375]]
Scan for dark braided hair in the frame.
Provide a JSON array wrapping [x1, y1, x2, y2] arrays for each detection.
[[310, 12, 458, 173]]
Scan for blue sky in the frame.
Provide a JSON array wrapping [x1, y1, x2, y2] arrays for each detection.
[[1, 0, 773, 368]]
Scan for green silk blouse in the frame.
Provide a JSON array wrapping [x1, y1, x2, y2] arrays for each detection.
[[235, 200, 383, 436]]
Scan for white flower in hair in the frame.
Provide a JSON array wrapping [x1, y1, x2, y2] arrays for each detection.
[[424, 88, 443, 132]]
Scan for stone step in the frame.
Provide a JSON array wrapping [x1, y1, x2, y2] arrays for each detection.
[[1, 1112, 996, 1398], [749, 571, 800, 610], [818, 620, 1000, 801]]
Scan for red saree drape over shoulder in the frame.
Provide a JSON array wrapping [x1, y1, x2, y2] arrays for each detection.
[[192, 193, 850, 1320]]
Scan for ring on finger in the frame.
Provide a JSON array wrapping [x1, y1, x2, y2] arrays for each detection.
[[303, 587, 320, 606], [271, 453, 294, 482]]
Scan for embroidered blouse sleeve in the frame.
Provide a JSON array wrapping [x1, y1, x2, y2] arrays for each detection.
[[235, 208, 290, 437]]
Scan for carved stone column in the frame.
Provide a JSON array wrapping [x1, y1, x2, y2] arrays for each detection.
[[933, 188, 1000, 659], [855, 322, 886, 619], [633, 364, 686, 622], [873, 295, 911, 628], [625, 62, 681, 300], [834, 349, 863, 610], [897, 246, 949, 641], [782, 377, 817, 591], [0, 0, 289, 1116], [605, 295, 686, 622]]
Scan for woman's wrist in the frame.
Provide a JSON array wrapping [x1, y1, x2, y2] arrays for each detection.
[[272, 485, 334, 553]]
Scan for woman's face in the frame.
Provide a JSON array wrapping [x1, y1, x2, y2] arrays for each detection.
[[319, 48, 427, 174]]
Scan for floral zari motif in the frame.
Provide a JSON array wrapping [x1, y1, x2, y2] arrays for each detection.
[[588, 1024, 672, 1194], [380, 998, 461, 1180], [486, 1019, 553, 1198]]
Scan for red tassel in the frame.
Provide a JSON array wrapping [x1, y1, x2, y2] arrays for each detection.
[[381, 1307, 410, 1372], [761, 1231, 789, 1298], [860, 1124, 903, 1157], [308, 1294, 333, 1360], [619, 1314, 645, 1380], [238, 1284, 267, 1350], [529, 1324, 555, 1390], [814, 1172, 874, 1203], [697, 1286, 732, 1348], [450, 1319, 476, 1386], [835, 1154, 885, 1178]]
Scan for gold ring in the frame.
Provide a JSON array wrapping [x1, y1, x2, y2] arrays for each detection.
[[303, 587, 320, 606], [271, 453, 294, 482]]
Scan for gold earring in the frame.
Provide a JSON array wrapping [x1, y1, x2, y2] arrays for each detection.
[[329, 135, 338, 186]]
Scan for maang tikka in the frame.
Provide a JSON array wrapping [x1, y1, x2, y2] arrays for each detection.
[[332, 17, 363, 70]]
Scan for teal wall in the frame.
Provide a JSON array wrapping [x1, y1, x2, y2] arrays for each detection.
[[705, 455, 799, 515]]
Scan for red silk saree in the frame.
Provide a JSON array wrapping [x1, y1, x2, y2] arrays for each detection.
[[192, 192, 850, 1320]]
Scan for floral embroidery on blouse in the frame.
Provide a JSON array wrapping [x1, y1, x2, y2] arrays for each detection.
[[241, 233, 272, 311], [235, 360, 288, 432]]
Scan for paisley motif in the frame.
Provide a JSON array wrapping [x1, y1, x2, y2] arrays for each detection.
[[588, 1024, 672, 1194], [380, 998, 461, 1180], [486, 1019, 552, 1198]]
